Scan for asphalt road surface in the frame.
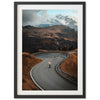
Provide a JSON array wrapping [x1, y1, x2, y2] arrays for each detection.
[[30, 53, 77, 90]]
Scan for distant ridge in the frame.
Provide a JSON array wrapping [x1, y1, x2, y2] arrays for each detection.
[[23, 25, 77, 53]]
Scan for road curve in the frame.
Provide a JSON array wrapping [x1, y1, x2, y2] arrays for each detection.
[[30, 52, 77, 90]]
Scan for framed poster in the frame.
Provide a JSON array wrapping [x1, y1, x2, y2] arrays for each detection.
[[14, 2, 86, 98]]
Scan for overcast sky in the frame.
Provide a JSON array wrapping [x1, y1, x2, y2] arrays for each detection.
[[22, 9, 78, 26]]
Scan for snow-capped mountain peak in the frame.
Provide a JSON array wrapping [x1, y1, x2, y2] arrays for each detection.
[[36, 14, 78, 31]]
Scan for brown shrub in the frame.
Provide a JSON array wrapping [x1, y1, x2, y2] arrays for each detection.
[[60, 53, 77, 78], [72, 49, 78, 51], [22, 52, 42, 90]]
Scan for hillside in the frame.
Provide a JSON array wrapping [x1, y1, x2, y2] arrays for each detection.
[[60, 53, 77, 78], [22, 52, 42, 90], [23, 25, 77, 53]]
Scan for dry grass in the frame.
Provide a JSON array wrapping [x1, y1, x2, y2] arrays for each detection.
[[60, 53, 77, 78], [72, 49, 78, 51], [22, 52, 42, 90], [38, 49, 48, 52]]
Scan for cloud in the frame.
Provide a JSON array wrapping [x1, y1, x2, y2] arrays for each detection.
[[38, 10, 50, 24], [22, 10, 51, 26], [22, 10, 41, 26]]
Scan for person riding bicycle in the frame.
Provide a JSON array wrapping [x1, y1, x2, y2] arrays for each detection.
[[48, 61, 51, 68]]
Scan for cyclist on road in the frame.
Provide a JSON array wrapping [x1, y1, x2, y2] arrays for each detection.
[[48, 61, 51, 68]]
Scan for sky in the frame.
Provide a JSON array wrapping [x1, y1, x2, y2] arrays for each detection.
[[37, 9, 77, 16], [22, 9, 78, 26]]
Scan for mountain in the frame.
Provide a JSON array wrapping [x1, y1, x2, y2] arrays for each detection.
[[36, 24, 50, 27], [36, 15, 77, 31], [23, 25, 77, 53]]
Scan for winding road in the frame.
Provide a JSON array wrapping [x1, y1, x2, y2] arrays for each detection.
[[30, 52, 77, 90]]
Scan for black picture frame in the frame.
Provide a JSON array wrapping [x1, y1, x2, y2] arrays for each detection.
[[14, 2, 86, 98]]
